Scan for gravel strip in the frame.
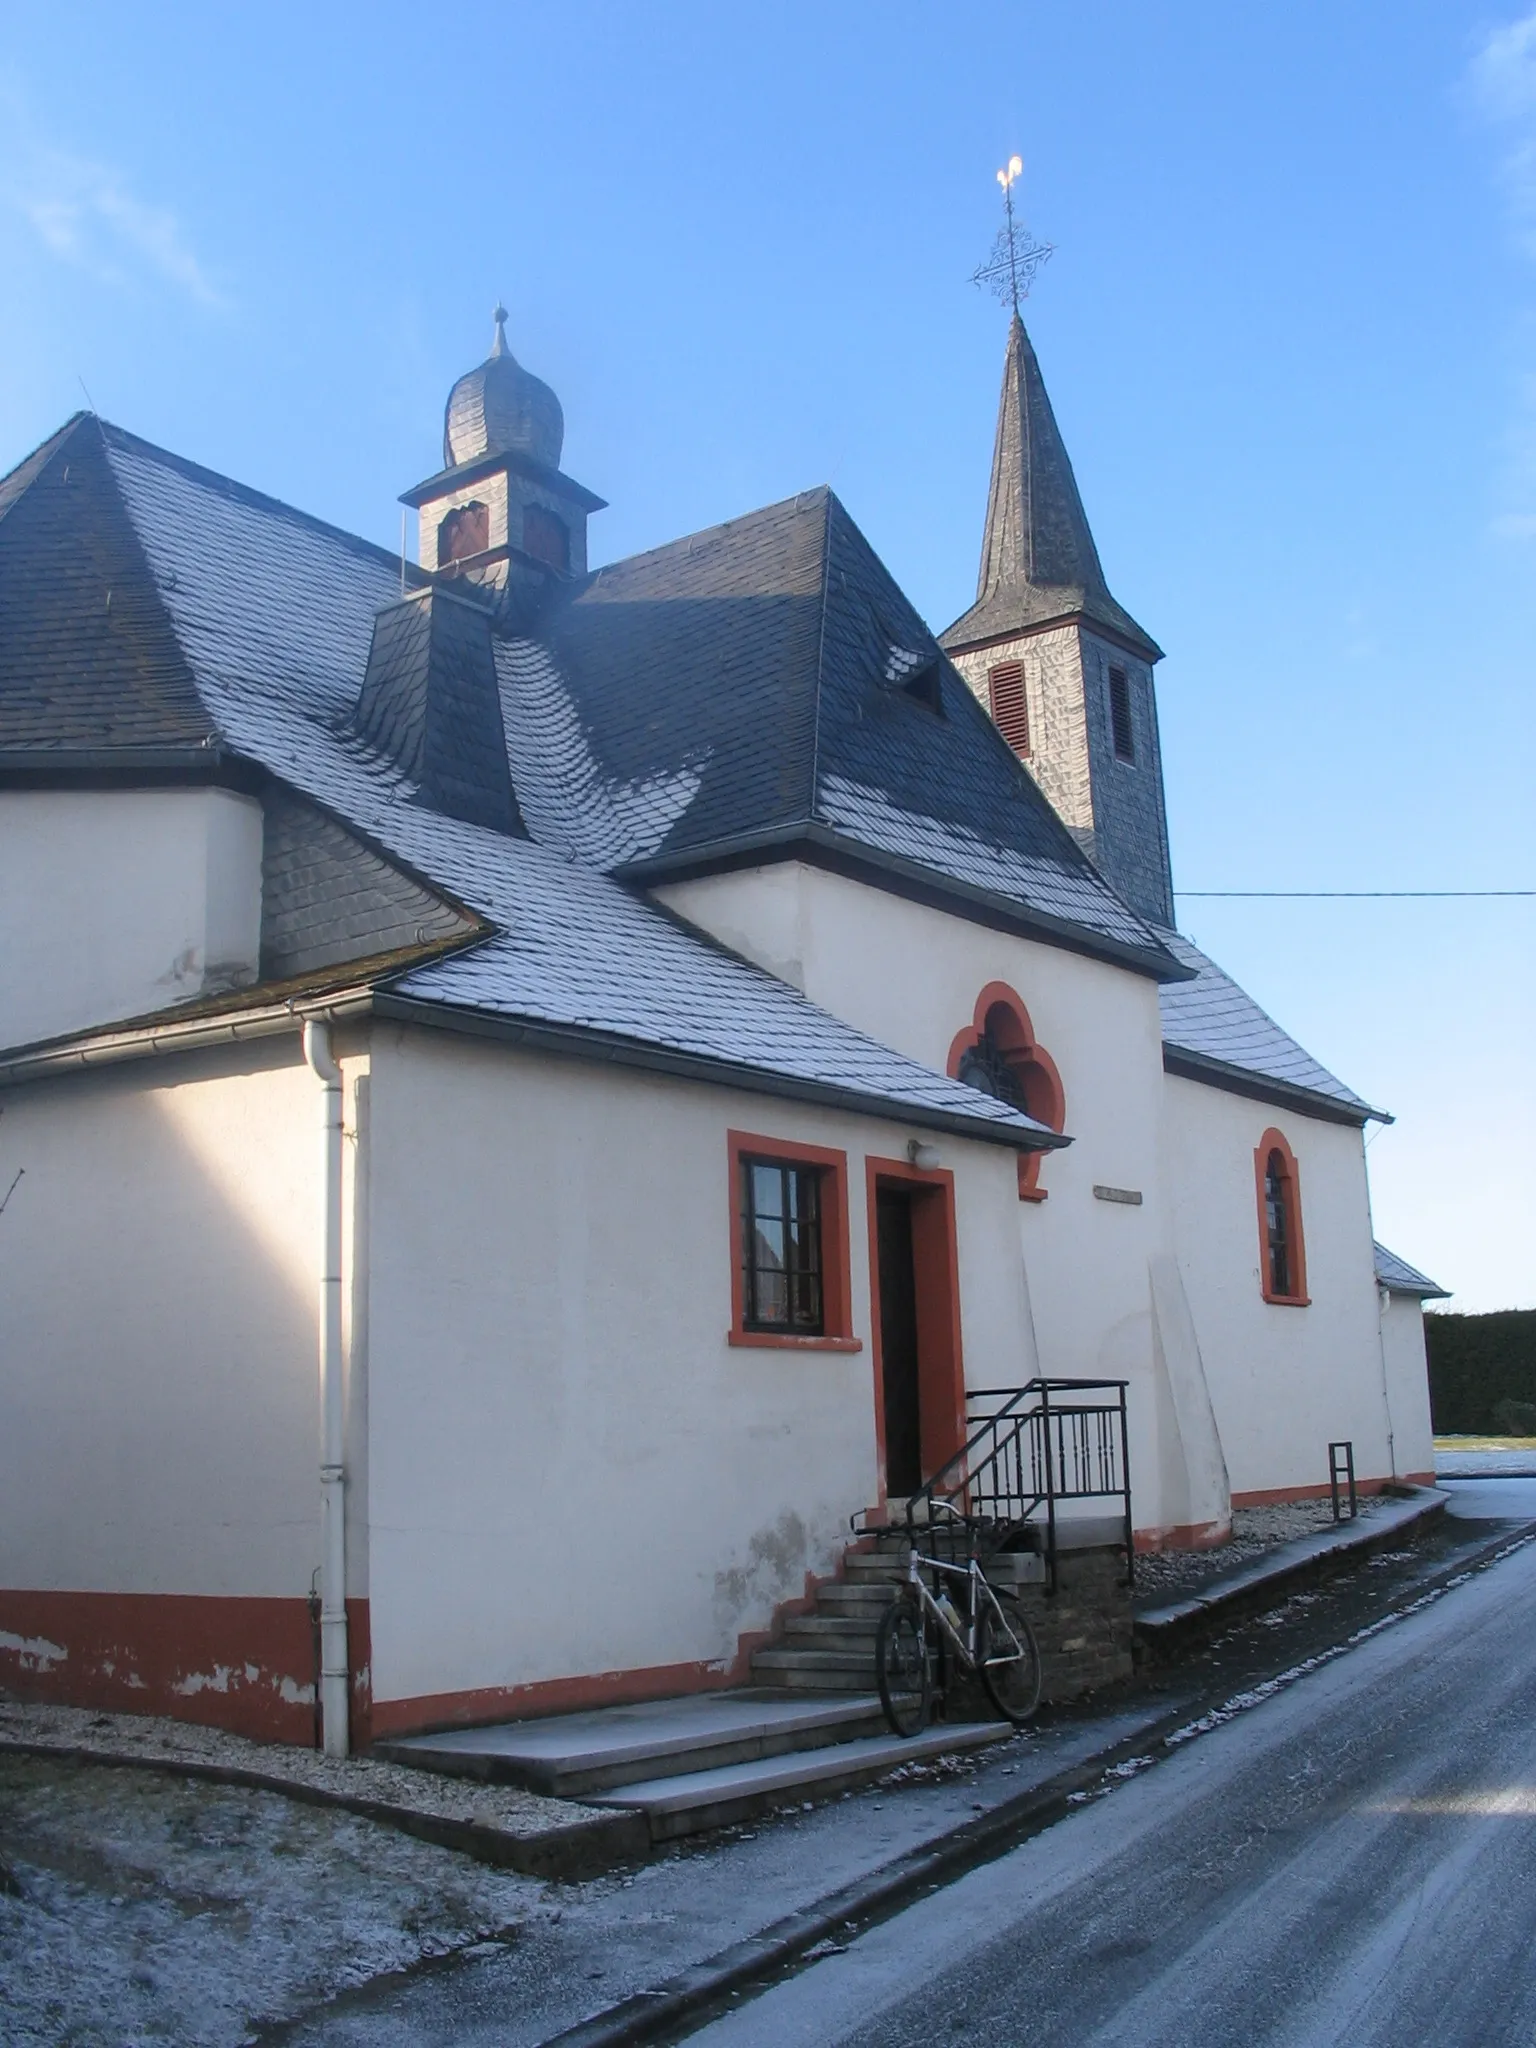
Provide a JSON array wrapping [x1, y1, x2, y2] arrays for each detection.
[[0, 1698, 608, 1848], [1134, 1496, 1395, 1606]]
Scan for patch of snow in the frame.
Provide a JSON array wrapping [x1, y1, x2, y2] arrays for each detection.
[[0, 1632, 66, 1671], [496, 639, 706, 870], [0, 1751, 546, 2046]]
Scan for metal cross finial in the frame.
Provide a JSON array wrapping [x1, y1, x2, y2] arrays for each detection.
[[971, 155, 1053, 313]]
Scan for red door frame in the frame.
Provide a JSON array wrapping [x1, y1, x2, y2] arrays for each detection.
[[864, 1156, 967, 1511]]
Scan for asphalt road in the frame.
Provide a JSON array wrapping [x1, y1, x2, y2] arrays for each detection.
[[692, 1505, 1536, 2048]]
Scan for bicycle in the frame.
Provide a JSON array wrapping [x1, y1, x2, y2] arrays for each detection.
[[875, 1502, 1043, 1736]]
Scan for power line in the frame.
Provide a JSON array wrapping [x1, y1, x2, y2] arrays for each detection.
[[1174, 889, 1533, 900]]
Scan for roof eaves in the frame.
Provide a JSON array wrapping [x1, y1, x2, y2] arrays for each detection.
[[624, 822, 1189, 982], [1372, 1242, 1451, 1300], [0, 743, 239, 785], [0, 930, 492, 1082], [370, 990, 1067, 1151], [1162, 1043, 1387, 1127], [939, 602, 1164, 666]]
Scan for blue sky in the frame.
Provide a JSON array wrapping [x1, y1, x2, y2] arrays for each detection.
[[3, 2, 1531, 1310]]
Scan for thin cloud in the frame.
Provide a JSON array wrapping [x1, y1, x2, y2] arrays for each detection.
[[0, 86, 226, 310], [1469, 6, 1536, 251], [1466, 12, 1536, 538]]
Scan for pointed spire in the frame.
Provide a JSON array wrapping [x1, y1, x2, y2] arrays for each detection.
[[490, 302, 510, 359], [942, 314, 1160, 661]]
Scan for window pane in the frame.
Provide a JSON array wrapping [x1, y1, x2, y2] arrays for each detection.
[[751, 1162, 786, 1222], [740, 1156, 827, 1333], [1265, 1152, 1291, 1296]]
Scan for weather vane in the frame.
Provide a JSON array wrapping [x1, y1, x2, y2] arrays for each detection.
[[971, 155, 1054, 314]]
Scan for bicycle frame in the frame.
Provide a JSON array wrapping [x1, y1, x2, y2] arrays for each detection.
[[904, 1545, 1006, 1674]]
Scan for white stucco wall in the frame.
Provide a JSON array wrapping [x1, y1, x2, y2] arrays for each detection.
[[1378, 1295, 1437, 1481], [653, 861, 1202, 1534], [361, 1024, 1028, 1712], [654, 861, 1407, 1531], [0, 1043, 345, 1597], [0, 788, 263, 1051], [1160, 1072, 1396, 1498]]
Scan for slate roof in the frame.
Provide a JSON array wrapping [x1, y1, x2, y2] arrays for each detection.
[[0, 415, 1058, 1148], [1154, 925, 1383, 1125], [542, 487, 1178, 974], [0, 414, 214, 754], [0, 411, 1375, 1138], [1373, 1242, 1450, 1300], [941, 315, 1160, 662]]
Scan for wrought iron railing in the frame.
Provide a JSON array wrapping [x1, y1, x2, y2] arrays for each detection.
[[906, 1378, 1133, 1590]]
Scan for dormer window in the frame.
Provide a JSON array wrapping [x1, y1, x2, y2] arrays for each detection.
[[1108, 665, 1135, 762], [987, 660, 1030, 757], [437, 501, 488, 567], [523, 504, 570, 572], [882, 642, 944, 713]]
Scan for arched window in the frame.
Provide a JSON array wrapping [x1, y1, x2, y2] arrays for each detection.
[[1254, 1129, 1308, 1305], [947, 982, 1064, 1200], [522, 503, 570, 572], [437, 500, 488, 567]]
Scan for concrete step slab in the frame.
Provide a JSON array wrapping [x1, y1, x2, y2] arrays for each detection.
[[751, 1652, 878, 1690], [376, 1689, 888, 1797], [779, 1615, 882, 1643], [589, 1721, 1011, 1840], [753, 1666, 879, 1692]]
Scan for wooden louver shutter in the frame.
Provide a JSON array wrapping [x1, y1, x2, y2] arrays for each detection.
[[988, 661, 1030, 757]]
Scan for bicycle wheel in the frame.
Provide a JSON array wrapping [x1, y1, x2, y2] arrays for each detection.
[[976, 1591, 1042, 1725], [876, 1594, 932, 1736]]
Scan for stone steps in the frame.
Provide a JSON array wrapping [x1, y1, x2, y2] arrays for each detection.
[[377, 1688, 892, 1799], [587, 1719, 1009, 1842], [378, 1685, 1011, 1841]]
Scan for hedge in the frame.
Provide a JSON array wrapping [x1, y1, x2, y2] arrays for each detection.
[[1425, 1309, 1536, 1435]]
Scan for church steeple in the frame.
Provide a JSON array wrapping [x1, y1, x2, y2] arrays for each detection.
[[948, 312, 1159, 662], [942, 310, 1174, 928]]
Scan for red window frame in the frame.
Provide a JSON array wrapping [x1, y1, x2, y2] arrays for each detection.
[[946, 981, 1065, 1201], [726, 1131, 860, 1351], [1254, 1128, 1310, 1306]]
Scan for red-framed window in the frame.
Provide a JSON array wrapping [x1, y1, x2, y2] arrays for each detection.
[[1255, 1128, 1309, 1305], [726, 1131, 860, 1351], [946, 982, 1065, 1201]]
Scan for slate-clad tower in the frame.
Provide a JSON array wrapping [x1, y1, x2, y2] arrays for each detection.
[[941, 313, 1174, 927], [401, 306, 606, 612]]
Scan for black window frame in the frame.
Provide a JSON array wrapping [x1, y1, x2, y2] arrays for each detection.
[[739, 1156, 826, 1335]]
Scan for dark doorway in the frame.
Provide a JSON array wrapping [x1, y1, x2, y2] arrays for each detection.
[[876, 1187, 923, 1497]]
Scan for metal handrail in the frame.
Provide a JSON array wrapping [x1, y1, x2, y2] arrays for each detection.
[[905, 1377, 1134, 1591]]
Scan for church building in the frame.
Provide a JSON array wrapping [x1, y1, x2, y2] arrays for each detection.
[[0, 303, 1442, 1752]]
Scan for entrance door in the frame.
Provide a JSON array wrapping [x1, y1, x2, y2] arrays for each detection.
[[876, 1187, 923, 1497]]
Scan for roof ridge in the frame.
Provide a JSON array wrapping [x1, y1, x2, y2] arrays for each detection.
[[806, 487, 835, 831], [96, 418, 419, 579], [587, 483, 832, 585], [0, 412, 98, 526]]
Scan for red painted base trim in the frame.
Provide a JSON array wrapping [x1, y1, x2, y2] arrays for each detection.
[[1229, 1478, 1395, 1509], [1134, 1518, 1233, 1554], [0, 1590, 372, 1748], [1403, 1470, 1436, 1487], [370, 1565, 848, 1741], [369, 1656, 752, 1740]]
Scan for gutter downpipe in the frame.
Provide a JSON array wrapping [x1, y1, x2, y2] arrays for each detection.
[[302, 1019, 350, 1757]]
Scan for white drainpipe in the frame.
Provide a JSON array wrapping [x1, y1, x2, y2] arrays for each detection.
[[303, 1019, 350, 1757]]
